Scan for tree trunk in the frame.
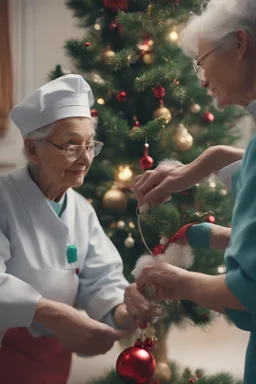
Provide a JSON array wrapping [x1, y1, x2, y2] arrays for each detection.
[[152, 323, 172, 383]]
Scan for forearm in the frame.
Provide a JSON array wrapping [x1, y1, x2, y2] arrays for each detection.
[[189, 146, 244, 183], [210, 225, 231, 250], [185, 273, 246, 313], [33, 298, 77, 331]]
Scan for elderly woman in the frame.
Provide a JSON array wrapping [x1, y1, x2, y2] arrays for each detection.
[[124, 0, 256, 383], [0, 74, 135, 383]]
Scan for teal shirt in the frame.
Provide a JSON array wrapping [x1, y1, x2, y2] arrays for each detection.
[[48, 194, 66, 217], [186, 100, 256, 384]]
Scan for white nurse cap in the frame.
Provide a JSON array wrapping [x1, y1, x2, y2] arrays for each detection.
[[10, 74, 95, 137]]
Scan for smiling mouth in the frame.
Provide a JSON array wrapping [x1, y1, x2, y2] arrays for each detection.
[[68, 170, 85, 175]]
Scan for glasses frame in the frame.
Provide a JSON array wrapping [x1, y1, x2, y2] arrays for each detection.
[[192, 47, 218, 81], [46, 139, 104, 161]]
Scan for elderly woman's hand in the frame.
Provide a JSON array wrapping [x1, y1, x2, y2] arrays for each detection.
[[124, 283, 167, 326], [135, 263, 189, 301], [34, 299, 130, 356], [133, 146, 245, 208], [124, 264, 189, 324]]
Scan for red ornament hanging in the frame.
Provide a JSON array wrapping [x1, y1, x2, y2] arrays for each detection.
[[90, 109, 98, 117], [143, 337, 154, 350], [116, 346, 156, 384], [206, 214, 215, 223], [202, 111, 215, 123], [132, 120, 140, 131], [153, 85, 166, 99], [108, 21, 117, 30], [103, 0, 128, 12], [140, 143, 154, 170], [189, 378, 196, 383], [84, 41, 91, 47], [116, 91, 128, 102]]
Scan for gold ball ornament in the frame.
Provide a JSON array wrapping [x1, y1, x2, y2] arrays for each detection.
[[102, 186, 127, 213], [173, 123, 193, 152], [117, 220, 125, 229], [124, 233, 135, 248], [153, 100, 172, 124], [154, 362, 172, 383], [142, 52, 155, 64], [190, 103, 201, 114], [101, 46, 116, 64]]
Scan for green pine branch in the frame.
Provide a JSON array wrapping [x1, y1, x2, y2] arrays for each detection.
[[87, 364, 241, 384], [130, 117, 166, 140]]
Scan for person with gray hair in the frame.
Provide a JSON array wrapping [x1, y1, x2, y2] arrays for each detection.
[[124, 1, 256, 382], [0, 74, 136, 384]]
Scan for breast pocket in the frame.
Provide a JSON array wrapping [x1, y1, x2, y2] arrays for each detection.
[[26, 268, 79, 306]]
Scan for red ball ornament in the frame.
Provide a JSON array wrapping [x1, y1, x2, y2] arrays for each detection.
[[90, 109, 98, 117], [109, 21, 117, 30], [189, 378, 196, 383], [104, 0, 128, 12], [84, 41, 91, 47], [116, 91, 127, 102], [140, 155, 154, 170], [153, 85, 166, 99], [202, 111, 215, 123], [206, 215, 215, 223], [132, 121, 140, 131], [116, 347, 156, 384], [152, 244, 166, 256]]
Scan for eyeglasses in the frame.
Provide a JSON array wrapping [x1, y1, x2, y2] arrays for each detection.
[[47, 140, 104, 161], [192, 47, 218, 82]]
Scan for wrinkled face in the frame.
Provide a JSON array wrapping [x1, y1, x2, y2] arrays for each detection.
[[30, 117, 96, 189], [196, 32, 253, 108]]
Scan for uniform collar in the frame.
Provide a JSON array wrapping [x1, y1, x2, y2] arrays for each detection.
[[247, 100, 256, 117]]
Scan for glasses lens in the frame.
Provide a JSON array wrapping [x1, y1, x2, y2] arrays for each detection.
[[66, 146, 83, 161], [94, 142, 103, 157], [197, 67, 206, 81]]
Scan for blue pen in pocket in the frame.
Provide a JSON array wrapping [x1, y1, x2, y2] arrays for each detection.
[[66, 245, 79, 275]]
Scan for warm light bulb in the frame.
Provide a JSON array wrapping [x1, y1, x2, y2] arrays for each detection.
[[218, 265, 226, 274], [209, 181, 216, 188], [118, 166, 133, 182], [97, 98, 105, 105], [94, 23, 101, 30], [169, 30, 178, 41]]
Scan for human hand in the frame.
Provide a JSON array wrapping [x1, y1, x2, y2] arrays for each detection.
[[135, 263, 189, 301], [34, 299, 129, 355], [124, 283, 166, 326], [133, 162, 192, 208], [133, 146, 237, 208]]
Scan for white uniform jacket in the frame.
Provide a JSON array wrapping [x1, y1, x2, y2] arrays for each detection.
[[0, 167, 128, 341]]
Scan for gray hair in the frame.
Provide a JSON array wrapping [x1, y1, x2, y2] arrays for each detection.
[[25, 123, 54, 141], [180, 0, 256, 57], [24, 117, 98, 142]]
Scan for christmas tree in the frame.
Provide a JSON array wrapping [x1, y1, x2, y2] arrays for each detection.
[[49, 1, 243, 383]]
